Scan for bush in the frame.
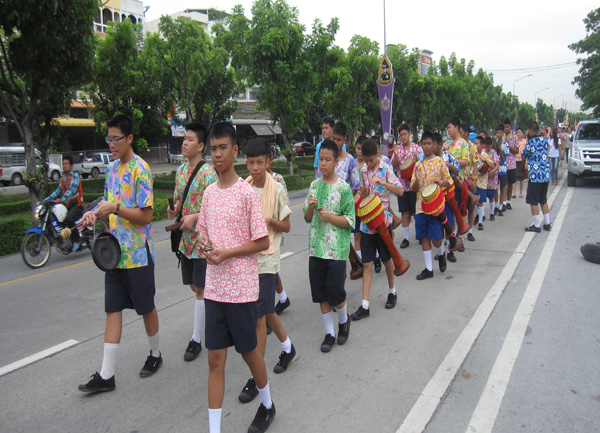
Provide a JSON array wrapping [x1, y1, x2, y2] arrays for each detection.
[[0, 215, 29, 256], [283, 174, 313, 191], [154, 179, 176, 190], [0, 193, 29, 203], [153, 198, 169, 222], [48, 177, 106, 194], [271, 164, 298, 176], [0, 200, 31, 216]]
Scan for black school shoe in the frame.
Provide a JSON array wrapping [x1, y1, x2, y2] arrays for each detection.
[[337, 315, 351, 344], [139, 352, 162, 378], [184, 340, 202, 361], [525, 224, 541, 233], [320, 334, 336, 353], [385, 293, 397, 309], [416, 268, 434, 280], [490, 214, 495, 221], [467, 233, 476, 242], [350, 306, 370, 321], [543, 223, 552, 231], [274, 298, 290, 315], [478, 223, 484, 231], [447, 251, 457, 263], [439, 254, 447, 273], [374, 257, 382, 273], [78, 372, 115, 393], [273, 345, 296, 373], [248, 402, 276, 433], [400, 239, 410, 249], [506, 203, 513, 210], [239, 377, 259, 403]]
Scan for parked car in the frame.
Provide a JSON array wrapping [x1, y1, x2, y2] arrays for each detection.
[[292, 142, 316, 156], [0, 146, 62, 186], [568, 119, 600, 187], [79, 152, 114, 178]]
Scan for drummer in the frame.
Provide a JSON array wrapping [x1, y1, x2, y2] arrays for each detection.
[[471, 136, 494, 231], [410, 130, 452, 281], [391, 124, 422, 249], [350, 138, 404, 321]]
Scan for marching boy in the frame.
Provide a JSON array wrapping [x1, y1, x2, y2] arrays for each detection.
[[197, 123, 275, 433], [350, 138, 405, 321], [238, 138, 296, 406], [304, 140, 354, 353], [472, 136, 494, 231], [78, 114, 162, 393]]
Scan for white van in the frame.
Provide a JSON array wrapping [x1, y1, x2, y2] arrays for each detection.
[[0, 145, 62, 186]]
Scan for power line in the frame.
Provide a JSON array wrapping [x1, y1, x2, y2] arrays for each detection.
[[487, 62, 577, 72]]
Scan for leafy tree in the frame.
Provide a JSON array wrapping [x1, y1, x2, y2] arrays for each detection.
[[0, 0, 98, 211], [84, 20, 170, 149], [216, 0, 307, 173], [569, 7, 600, 116]]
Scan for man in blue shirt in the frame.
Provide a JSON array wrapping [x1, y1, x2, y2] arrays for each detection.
[[522, 121, 551, 233], [313, 117, 336, 177]]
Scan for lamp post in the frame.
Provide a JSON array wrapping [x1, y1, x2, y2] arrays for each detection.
[[534, 87, 549, 104], [512, 73, 533, 100], [552, 94, 565, 126]]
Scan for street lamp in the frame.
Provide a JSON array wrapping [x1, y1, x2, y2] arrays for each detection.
[[513, 73, 533, 98], [552, 94, 565, 108], [534, 87, 549, 104]]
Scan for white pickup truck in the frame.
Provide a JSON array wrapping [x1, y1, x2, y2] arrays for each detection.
[[75, 152, 114, 178]]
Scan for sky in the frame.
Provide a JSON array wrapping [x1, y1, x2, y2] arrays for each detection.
[[143, 0, 597, 113]]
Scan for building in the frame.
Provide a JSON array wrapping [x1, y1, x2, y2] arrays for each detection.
[[94, 0, 145, 35], [419, 49, 433, 76]]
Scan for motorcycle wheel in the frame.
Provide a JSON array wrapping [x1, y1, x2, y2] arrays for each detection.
[[55, 237, 72, 255], [21, 233, 51, 269]]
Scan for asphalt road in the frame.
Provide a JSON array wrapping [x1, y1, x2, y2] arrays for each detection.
[[0, 167, 598, 433]]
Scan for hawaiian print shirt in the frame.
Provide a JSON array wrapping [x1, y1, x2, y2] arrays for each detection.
[[104, 155, 155, 269], [304, 178, 354, 261], [271, 172, 287, 190], [410, 156, 452, 215], [443, 139, 470, 178], [472, 150, 493, 190], [174, 161, 218, 259], [498, 140, 510, 175], [316, 153, 360, 190], [505, 133, 519, 170], [487, 149, 500, 190], [467, 141, 480, 177], [392, 142, 423, 190], [197, 178, 269, 303], [359, 159, 402, 234], [522, 135, 550, 183], [442, 151, 461, 177]]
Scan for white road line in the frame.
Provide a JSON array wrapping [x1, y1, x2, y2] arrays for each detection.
[[397, 177, 566, 433], [280, 252, 295, 260], [466, 187, 573, 433], [0, 339, 79, 377]]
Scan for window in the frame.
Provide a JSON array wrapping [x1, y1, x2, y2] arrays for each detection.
[[576, 124, 600, 141]]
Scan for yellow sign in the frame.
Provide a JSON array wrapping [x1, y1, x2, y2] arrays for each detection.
[[377, 54, 394, 85]]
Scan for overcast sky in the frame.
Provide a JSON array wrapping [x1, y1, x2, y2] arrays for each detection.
[[143, 0, 597, 113]]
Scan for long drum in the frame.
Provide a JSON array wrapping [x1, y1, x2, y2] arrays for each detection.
[[400, 158, 415, 180]]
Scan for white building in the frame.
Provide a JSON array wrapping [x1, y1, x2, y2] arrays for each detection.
[[94, 0, 145, 34]]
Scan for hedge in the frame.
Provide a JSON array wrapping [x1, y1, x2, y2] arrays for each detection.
[[48, 177, 105, 194], [283, 174, 313, 192], [0, 215, 28, 256], [154, 179, 176, 190], [0, 200, 31, 216]]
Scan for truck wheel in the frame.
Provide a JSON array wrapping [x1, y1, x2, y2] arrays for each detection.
[[91, 167, 100, 178], [567, 171, 577, 187], [11, 173, 23, 186]]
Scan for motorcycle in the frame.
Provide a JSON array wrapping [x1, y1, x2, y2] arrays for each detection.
[[21, 198, 108, 269]]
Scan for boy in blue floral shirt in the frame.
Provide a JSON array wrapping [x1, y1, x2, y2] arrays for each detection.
[[522, 121, 551, 233]]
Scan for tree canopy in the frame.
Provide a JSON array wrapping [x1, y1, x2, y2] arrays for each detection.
[[570, 7, 600, 117]]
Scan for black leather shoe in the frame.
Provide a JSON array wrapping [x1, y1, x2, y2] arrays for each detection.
[[524, 224, 541, 233], [400, 239, 410, 249], [374, 257, 382, 273]]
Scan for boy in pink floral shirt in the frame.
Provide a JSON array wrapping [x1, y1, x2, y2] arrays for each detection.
[[196, 123, 275, 433]]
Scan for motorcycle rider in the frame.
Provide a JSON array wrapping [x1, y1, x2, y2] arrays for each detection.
[[44, 154, 84, 251]]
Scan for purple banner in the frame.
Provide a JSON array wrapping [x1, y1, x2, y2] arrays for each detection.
[[377, 81, 394, 139]]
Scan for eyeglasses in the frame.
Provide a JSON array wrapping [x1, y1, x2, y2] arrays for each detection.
[[399, 132, 409, 137], [105, 135, 125, 144]]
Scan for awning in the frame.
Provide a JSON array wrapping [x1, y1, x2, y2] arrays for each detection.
[[53, 118, 95, 127], [270, 124, 282, 134], [250, 124, 275, 136]]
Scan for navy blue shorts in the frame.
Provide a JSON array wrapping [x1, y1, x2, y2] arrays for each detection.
[[180, 256, 207, 288], [204, 299, 258, 353], [352, 215, 361, 234], [105, 259, 156, 315], [309, 257, 346, 307], [257, 273, 277, 317], [397, 191, 417, 215], [507, 169, 516, 184], [498, 174, 508, 187], [526, 181, 549, 206], [486, 188, 496, 200], [360, 226, 392, 263], [444, 202, 454, 227], [415, 213, 443, 241], [476, 187, 487, 204]]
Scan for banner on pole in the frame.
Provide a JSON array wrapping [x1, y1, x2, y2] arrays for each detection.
[[377, 54, 394, 140]]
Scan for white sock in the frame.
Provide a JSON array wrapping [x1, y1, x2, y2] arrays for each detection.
[[437, 244, 445, 256], [361, 299, 370, 309], [479, 206, 485, 221], [278, 289, 288, 303], [192, 299, 205, 343], [423, 250, 433, 271], [507, 199, 511, 205], [489, 200, 494, 214], [543, 213, 551, 225], [533, 214, 541, 228], [208, 408, 222, 433], [148, 333, 160, 357], [281, 337, 292, 354], [321, 311, 335, 337], [504, 200, 507, 206], [389, 287, 397, 295], [402, 226, 410, 241], [258, 381, 273, 409], [356, 250, 362, 259], [376, 251, 380, 259], [336, 304, 348, 323], [468, 228, 473, 234], [99, 343, 119, 380]]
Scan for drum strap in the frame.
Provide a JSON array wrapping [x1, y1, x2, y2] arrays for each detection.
[[176, 161, 205, 223]]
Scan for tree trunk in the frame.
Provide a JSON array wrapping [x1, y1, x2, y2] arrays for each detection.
[[276, 95, 293, 175], [22, 123, 41, 218]]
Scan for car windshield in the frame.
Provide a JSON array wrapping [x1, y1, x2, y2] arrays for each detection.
[[576, 124, 600, 140]]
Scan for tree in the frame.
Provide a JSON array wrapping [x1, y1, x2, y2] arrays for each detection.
[[216, 0, 308, 173], [84, 20, 171, 148], [0, 0, 98, 211], [569, 7, 600, 116]]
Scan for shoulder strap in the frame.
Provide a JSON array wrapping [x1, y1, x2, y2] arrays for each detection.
[[177, 161, 206, 222]]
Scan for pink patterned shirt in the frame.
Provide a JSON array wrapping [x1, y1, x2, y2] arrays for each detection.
[[505, 133, 519, 170], [392, 143, 423, 190], [197, 178, 269, 303], [487, 149, 499, 190]]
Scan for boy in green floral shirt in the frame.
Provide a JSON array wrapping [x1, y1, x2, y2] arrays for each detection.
[[304, 140, 355, 353]]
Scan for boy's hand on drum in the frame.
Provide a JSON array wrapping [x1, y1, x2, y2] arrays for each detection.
[[358, 185, 368, 198]]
